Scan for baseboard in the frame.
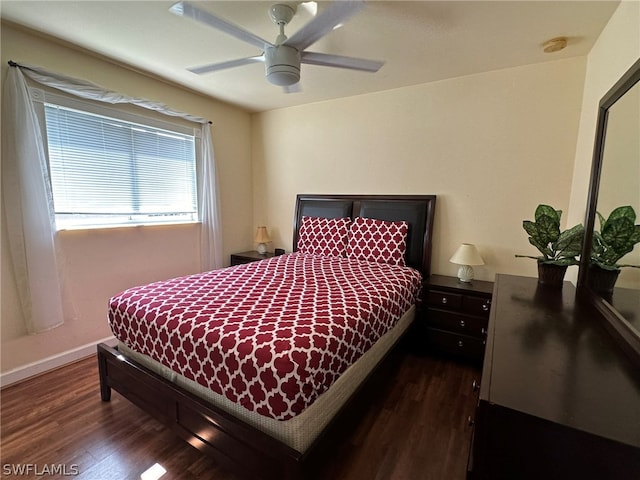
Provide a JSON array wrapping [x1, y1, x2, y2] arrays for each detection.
[[0, 335, 118, 388]]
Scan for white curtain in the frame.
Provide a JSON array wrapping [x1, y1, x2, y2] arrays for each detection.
[[2, 67, 64, 333], [2, 62, 223, 332], [199, 126, 224, 271]]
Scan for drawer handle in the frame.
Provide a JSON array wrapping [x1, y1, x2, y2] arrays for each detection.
[[481, 327, 487, 336], [441, 297, 448, 304], [457, 340, 464, 348], [468, 415, 475, 427], [472, 380, 480, 391], [459, 320, 465, 328], [482, 303, 489, 311]]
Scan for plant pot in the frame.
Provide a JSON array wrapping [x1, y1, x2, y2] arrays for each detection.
[[537, 262, 568, 288], [587, 265, 621, 294]]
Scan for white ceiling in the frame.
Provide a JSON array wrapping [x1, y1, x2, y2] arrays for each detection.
[[1, 1, 619, 113]]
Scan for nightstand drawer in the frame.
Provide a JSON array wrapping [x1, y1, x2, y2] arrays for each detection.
[[230, 256, 258, 266], [230, 251, 274, 266], [426, 291, 463, 309], [425, 308, 487, 337], [424, 328, 485, 361], [462, 296, 492, 317]]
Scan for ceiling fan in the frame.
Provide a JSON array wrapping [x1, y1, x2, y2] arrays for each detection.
[[169, 0, 384, 90]]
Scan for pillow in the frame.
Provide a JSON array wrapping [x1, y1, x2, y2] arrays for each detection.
[[296, 216, 351, 258], [346, 216, 409, 267]]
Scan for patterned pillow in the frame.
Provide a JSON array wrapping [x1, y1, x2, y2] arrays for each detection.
[[346, 217, 409, 267], [296, 216, 351, 257]]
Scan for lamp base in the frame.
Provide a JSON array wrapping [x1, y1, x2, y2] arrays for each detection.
[[257, 243, 267, 254], [457, 265, 474, 283]]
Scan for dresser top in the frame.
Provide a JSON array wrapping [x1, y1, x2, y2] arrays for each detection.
[[483, 274, 640, 448]]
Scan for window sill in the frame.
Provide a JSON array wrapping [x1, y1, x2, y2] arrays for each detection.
[[56, 220, 201, 232]]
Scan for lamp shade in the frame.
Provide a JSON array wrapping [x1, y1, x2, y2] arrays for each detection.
[[254, 226, 271, 244], [449, 243, 484, 266]]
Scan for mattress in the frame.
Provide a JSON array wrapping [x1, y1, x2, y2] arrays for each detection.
[[118, 304, 414, 453], [109, 252, 422, 422]]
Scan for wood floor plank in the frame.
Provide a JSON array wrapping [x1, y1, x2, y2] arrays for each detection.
[[1, 344, 480, 479]]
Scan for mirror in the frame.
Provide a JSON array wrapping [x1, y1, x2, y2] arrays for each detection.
[[578, 57, 640, 363]]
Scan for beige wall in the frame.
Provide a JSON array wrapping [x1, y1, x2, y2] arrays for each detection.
[[1, 24, 254, 374], [566, 0, 640, 285], [252, 58, 586, 281]]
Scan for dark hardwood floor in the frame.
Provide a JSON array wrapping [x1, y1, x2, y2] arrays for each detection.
[[1, 341, 480, 480]]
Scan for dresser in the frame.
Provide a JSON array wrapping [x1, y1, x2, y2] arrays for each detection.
[[469, 274, 640, 479], [419, 275, 493, 363]]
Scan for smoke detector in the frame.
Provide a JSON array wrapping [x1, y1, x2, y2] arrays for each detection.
[[543, 37, 568, 53]]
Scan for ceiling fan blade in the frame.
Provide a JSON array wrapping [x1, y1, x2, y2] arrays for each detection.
[[283, 0, 365, 51], [301, 51, 384, 72], [188, 56, 265, 75], [170, 2, 272, 50]]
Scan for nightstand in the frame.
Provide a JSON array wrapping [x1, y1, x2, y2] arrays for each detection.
[[418, 274, 494, 363], [230, 250, 275, 266]]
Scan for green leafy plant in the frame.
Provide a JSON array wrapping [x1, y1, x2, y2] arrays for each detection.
[[591, 206, 640, 271], [515, 204, 584, 266]]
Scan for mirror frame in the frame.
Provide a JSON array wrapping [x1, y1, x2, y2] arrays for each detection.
[[577, 57, 640, 364]]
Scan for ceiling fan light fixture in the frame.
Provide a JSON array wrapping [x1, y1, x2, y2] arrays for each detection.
[[265, 45, 301, 86], [267, 68, 300, 86]]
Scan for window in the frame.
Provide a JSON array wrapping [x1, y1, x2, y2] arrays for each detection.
[[37, 91, 199, 230]]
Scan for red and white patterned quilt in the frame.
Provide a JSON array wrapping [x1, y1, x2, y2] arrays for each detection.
[[108, 253, 422, 420]]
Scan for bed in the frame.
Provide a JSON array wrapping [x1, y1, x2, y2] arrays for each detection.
[[97, 194, 436, 479]]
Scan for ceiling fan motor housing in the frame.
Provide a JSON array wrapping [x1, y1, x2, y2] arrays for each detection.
[[265, 45, 301, 86]]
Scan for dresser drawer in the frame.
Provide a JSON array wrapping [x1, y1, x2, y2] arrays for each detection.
[[426, 290, 463, 309], [462, 296, 492, 317], [423, 328, 485, 362], [425, 308, 487, 337]]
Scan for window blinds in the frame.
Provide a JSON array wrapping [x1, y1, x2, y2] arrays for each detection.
[[44, 104, 197, 229]]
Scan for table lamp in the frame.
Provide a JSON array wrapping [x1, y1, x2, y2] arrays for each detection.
[[449, 243, 484, 283], [254, 226, 271, 254]]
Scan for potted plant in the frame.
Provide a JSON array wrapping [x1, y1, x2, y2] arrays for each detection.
[[588, 205, 640, 294], [516, 204, 584, 287]]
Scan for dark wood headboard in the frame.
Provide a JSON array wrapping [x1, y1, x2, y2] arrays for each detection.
[[292, 194, 437, 276]]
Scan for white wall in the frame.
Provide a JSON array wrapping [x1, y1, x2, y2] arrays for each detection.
[[251, 58, 586, 281], [0, 24, 254, 376]]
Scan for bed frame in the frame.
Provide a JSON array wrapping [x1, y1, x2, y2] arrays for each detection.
[[97, 194, 436, 480]]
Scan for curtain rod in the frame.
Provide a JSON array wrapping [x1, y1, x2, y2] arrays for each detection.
[[8, 60, 34, 72]]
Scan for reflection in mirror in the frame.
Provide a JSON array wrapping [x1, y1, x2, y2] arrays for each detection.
[[594, 78, 640, 334], [596, 79, 640, 289], [579, 57, 640, 363]]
